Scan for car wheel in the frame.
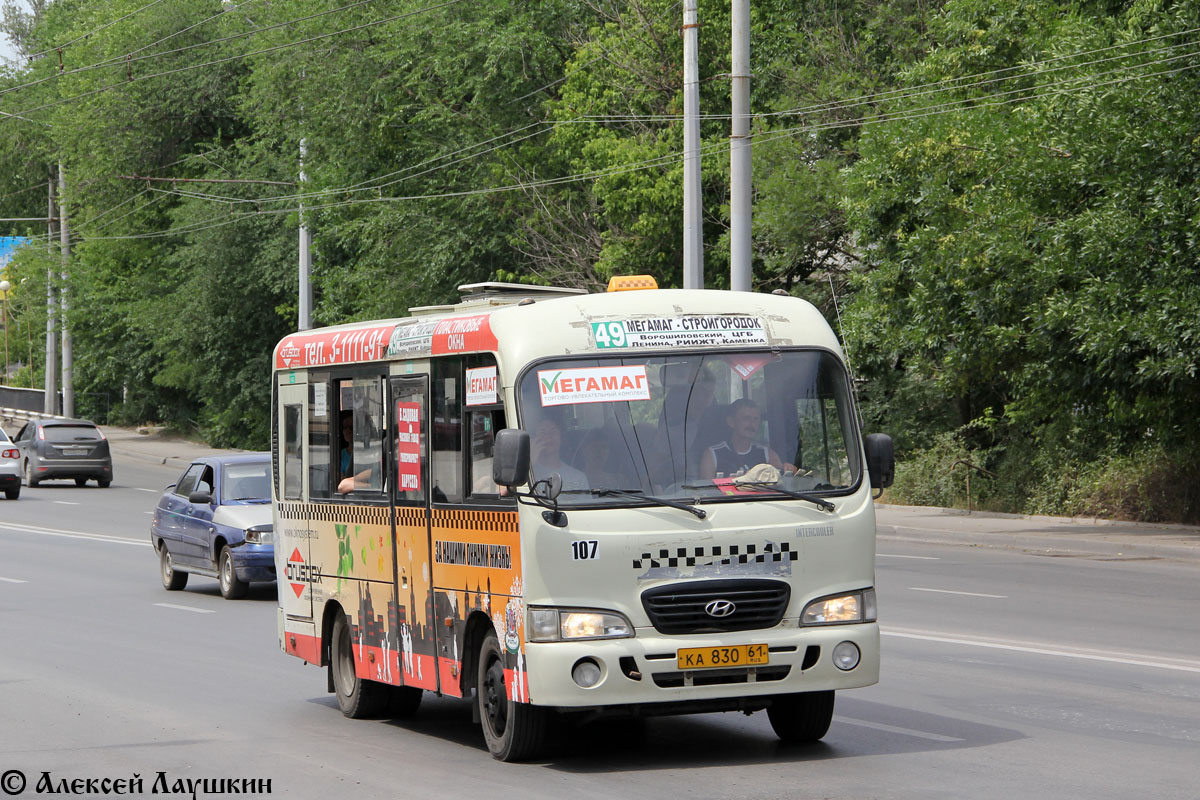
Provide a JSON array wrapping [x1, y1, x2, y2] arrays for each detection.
[[477, 630, 548, 761], [97, 479, 111, 488], [766, 690, 835, 743], [74, 477, 88, 487], [23, 460, 38, 488], [159, 546, 188, 591], [330, 613, 389, 718], [4, 486, 17, 500], [218, 546, 248, 600]]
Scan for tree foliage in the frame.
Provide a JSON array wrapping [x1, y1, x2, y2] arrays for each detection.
[[0, 0, 1197, 519]]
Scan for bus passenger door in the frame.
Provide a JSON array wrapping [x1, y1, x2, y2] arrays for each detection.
[[277, 380, 314, 624], [390, 375, 439, 692]]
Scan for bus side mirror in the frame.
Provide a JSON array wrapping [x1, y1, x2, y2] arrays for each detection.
[[864, 433, 894, 490], [493, 428, 530, 488]]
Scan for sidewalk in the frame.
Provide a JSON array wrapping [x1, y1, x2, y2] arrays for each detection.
[[877, 503, 1200, 562], [103, 424, 250, 470]]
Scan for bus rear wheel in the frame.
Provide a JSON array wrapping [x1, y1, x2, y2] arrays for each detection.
[[767, 690, 835, 743], [477, 630, 548, 761], [331, 614, 388, 718]]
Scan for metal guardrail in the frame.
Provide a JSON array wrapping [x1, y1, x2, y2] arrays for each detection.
[[0, 406, 66, 433]]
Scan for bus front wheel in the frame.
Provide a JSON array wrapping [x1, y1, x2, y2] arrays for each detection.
[[767, 690, 835, 743], [331, 614, 388, 718], [477, 631, 547, 761]]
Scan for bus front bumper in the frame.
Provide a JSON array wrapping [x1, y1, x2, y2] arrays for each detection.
[[523, 621, 879, 710]]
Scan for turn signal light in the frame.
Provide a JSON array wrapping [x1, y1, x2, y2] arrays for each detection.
[[1, 448, 18, 459], [607, 275, 658, 292]]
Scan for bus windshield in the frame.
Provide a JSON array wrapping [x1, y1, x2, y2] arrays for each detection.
[[517, 350, 861, 506]]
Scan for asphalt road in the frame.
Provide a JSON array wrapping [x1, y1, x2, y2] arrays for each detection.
[[1, 434, 1198, 799]]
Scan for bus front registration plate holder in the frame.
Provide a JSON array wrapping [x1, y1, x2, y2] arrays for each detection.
[[676, 643, 769, 670]]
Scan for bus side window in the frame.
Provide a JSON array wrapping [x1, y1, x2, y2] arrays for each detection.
[[468, 409, 506, 497], [283, 404, 303, 500], [308, 380, 332, 500], [345, 377, 387, 495], [432, 364, 462, 503]]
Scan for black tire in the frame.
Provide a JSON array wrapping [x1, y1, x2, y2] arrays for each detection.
[[97, 479, 111, 488], [75, 477, 88, 487], [159, 546, 188, 591], [388, 685, 423, 719], [4, 486, 17, 500], [218, 546, 248, 600], [767, 690, 835, 743], [23, 460, 38, 488], [477, 630, 548, 761], [330, 614, 389, 718]]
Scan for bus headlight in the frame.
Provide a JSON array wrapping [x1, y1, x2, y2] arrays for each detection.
[[245, 524, 273, 545], [801, 588, 876, 625], [528, 608, 634, 642]]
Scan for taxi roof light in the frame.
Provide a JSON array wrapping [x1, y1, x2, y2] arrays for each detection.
[[607, 275, 658, 292]]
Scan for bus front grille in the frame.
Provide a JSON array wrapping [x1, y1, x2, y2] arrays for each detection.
[[640, 579, 791, 634], [651, 665, 792, 688]]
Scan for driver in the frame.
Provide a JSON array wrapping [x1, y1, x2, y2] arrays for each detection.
[[698, 398, 787, 479]]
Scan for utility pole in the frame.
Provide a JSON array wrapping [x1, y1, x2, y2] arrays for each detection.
[[730, 0, 752, 291], [682, 0, 704, 289], [59, 163, 74, 418], [298, 137, 312, 330], [44, 175, 57, 415]]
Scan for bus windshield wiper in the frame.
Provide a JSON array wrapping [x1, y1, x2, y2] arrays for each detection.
[[730, 481, 836, 512], [591, 488, 707, 519]]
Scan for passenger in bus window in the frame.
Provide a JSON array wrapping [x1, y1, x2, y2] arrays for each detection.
[[530, 417, 588, 491], [339, 411, 353, 480], [698, 398, 790, 479]]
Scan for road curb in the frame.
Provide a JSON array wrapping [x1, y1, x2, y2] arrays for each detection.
[[878, 520, 1200, 562]]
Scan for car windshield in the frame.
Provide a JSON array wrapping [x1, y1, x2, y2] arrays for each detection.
[[221, 461, 272, 502], [44, 425, 101, 443], [517, 350, 861, 507], [0, 429, 10, 444]]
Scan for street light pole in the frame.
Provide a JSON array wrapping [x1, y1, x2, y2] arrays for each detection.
[[45, 175, 57, 415], [0, 279, 9, 384]]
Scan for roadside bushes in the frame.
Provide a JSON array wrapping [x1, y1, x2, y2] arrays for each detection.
[[884, 431, 1200, 524]]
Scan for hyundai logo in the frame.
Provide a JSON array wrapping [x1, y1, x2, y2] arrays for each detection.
[[704, 599, 737, 618]]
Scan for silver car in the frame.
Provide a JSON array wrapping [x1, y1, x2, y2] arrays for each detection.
[[0, 427, 20, 499]]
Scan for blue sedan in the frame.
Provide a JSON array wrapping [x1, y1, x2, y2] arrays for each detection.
[[151, 453, 274, 599]]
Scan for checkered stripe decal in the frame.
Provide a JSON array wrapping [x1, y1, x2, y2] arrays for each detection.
[[276, 502, 390, 525], [394, 507, 426, 528], [632, 542, 797, 569], [432, 508, 519, 533]]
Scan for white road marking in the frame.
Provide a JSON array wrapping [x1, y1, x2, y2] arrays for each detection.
[[0, 521, 149, 547], [134, 488, 158, 493], [910, 587, 1007, 598], [0, 577, 29, 584], [877, 553, 940, 560], [54, 501, 81, 506], [154, 603, 215, 614], [883, 627, 1200, 674], [835, 716, 963, 742]]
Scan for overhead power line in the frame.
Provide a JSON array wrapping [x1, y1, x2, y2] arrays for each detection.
[[0, 0, 465, 123], [0, 0, 365, 102], [22, 0, 169, 61], [77, 53, 1200, 244]]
